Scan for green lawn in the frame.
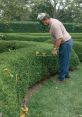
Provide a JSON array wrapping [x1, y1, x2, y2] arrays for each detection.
[[28, 64, 82, 117]]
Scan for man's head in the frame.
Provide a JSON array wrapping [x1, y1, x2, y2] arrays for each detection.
[[37, 13, 50, 25]]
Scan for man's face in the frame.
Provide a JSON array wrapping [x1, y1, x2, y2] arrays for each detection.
[[42, 19, 49, 25]]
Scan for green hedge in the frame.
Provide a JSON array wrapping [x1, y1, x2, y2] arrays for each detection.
[[1, 33, 82, 42], [3, 34, 50, 42], [73, 41, 82, 62], [0, 40, 28, 53], [0, 22, 48, 33], [71, 33, 82, 41], [0, 41, 80, 117], [45, 40, 82, 62], [64, 23, 82, 33], [0, 22, 82, 33]]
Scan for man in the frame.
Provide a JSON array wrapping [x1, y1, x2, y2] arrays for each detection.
[[37, 13, 73, 82]]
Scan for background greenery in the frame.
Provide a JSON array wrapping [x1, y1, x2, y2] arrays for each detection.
[[0, 22, 82, 33]]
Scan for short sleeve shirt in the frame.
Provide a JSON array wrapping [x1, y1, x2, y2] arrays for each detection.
[[49, 18, 71, 44]]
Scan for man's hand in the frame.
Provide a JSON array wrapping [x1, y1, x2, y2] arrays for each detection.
[[51, 48, 58, 56], [51, 38, 62, 56]]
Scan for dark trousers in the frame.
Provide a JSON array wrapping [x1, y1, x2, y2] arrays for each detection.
[[58, 39, 73, 81]]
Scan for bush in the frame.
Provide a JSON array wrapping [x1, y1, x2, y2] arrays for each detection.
[[0, 40, 28, 53], [0, 41, 80, 117], [4, 33, 50, 42], [1, 33, 82, 43], [45, 40, 82, 62], [64, 23, 82, 33], [0, 22, 48, 33], [71, 33, 82, 41], [0, 22, 82, 33], [73, 41, 82, 62]]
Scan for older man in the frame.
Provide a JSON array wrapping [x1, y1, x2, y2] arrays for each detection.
[[37, 13, 73, 82]]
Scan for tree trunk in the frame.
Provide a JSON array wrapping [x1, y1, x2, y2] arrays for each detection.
[[53, 4, 57, 18]]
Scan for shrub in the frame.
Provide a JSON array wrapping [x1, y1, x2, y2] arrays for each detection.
[[4, 34, 50, 42], [0, 40, 28, 53], [73, 41, 82, 62], [0, 41, 80, 117], [45, 40, 82, 62], [64, 23, 82, 33], [0, 22, 82, 33], [71, 33, 82, 42], [0, 22, 48, 33], [1, 33, 82, 43]]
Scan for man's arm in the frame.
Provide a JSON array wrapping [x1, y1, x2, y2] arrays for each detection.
[[53, 38, 62, 49], [51, 22, 64, 55], [51, 38, 62, 56]]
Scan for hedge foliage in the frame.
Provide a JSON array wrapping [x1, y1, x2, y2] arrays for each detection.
[[0, 22, 48, 33], [1, 33, 82, 42], [0, 40, 80, 117], [0, 22, 82, 33], [73, 41, 82, 62], [0, 40, 28, 53], [3, 34, 50, 42]]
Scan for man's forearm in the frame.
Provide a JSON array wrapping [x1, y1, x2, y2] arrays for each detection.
[[51, 38, 63, 56], [53, 38, 62, 49]]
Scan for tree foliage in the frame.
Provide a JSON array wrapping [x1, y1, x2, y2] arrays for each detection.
[[30, 0, 82, 23], [0, 0, 30, 21], [0, 0, 82, 23]]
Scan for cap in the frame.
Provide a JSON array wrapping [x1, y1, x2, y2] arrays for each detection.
[[37, 13, 47, 21]]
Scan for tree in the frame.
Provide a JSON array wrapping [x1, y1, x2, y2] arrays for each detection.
[[30, 0, 82, 23], [0, 0, 31, 21], [30, 0, 74, 20], [29, 0, 54, 20], [0, 0, 81, 23], [51, 0, 82, 22]]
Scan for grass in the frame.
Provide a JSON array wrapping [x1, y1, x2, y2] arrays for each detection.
[[28, 64, 82, 117]]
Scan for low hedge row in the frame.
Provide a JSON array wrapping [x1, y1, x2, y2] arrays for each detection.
[[3, 34, 50, 42], [1, 33, 82, 42], [73, 41, 82, 62], [0, 40, 28, 53], [45, 40, 82, 62], [0, 22, 82, 33], [71, 33, 82, 41], [0, 41, 80, 117]]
